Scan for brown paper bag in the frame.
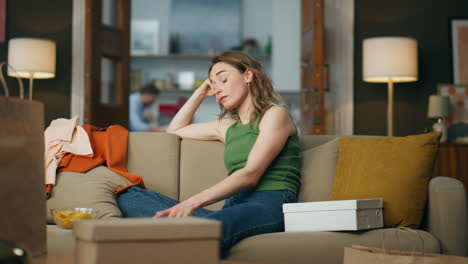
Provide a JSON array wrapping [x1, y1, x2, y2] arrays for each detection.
[[0, 63, 46, 256], [344, 245, 468, 264]]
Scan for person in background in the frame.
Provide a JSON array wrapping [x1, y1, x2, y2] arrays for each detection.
[[129, 83, 167, 132]]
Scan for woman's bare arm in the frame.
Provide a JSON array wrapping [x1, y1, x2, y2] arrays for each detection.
[[166, 79, 223, 141], [155, 106, 296, 217]]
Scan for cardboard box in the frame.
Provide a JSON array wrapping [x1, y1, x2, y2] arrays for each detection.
[[73, 217, 221, 264], [283, 199, 383, 232]]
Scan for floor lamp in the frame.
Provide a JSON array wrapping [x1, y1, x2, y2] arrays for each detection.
[[7, 38, 56, 100], [363, 37, 418, 136]]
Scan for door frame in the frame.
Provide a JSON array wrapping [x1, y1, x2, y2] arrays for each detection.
[[71, 0, 130, 127], [71, 0, 85, 125], [324, 0, 354, 135]]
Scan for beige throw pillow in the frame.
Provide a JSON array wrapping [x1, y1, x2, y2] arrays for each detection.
[[46, 166, 132, 224], [298, 138, 339, 202]]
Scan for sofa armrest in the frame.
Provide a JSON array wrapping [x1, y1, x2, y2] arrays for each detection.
[[426, 176, 467, 256]]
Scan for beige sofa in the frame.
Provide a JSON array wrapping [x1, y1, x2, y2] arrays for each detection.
[[47, 133, 468, 264]]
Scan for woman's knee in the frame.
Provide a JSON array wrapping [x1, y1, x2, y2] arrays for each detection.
[[202, 204, 284, 251]]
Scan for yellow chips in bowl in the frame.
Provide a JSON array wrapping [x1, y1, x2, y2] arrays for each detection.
[[51, 208, 97, 229]]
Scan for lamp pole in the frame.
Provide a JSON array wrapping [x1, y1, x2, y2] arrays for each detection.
[[387, 79, 394, 136], [29, 72, 35, 100]]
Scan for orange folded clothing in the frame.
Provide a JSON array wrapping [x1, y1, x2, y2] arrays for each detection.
[[47, 124, 145, 197]]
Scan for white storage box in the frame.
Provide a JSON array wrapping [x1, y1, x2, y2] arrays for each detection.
[[283, 199, 383, 232]]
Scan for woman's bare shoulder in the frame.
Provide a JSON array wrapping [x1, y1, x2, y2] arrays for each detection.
[[262, 105, 291, 122], [265, 105, 289, 115], [260, 105, 296, 135]]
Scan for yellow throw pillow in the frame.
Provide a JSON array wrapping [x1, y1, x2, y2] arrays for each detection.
[[329, 132, 441, 228]]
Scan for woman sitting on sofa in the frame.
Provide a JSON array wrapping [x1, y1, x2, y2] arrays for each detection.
[[117, 51, 301, 255]]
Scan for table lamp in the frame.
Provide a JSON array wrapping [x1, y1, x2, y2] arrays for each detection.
[[7, 38, 56, 100], [363, 37, 418, 136], [427, 95, 449, 142]]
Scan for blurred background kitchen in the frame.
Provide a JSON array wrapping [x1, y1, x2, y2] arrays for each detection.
[[128, 0, 301, 131]]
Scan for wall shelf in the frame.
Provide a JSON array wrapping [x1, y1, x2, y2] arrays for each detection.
[[131, 53, 271, 61]]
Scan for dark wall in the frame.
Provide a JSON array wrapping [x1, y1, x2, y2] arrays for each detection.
[[0, 0, 72, 128], [354, 0, 468, 136]]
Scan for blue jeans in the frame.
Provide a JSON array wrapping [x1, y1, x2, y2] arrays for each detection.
[[117, 186, 297, 256]]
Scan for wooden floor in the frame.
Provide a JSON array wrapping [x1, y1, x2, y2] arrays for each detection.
[[31, 254, 261, 264]]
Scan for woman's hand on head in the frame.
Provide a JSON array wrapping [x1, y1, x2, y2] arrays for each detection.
[[195, 78, 215, 98], [153, 200, 197, 218]]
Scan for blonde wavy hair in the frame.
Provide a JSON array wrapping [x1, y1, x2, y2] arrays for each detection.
[[208, 51, 284, 125]]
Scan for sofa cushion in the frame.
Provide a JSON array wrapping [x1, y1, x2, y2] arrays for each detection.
[[179, 139, 227, 211], [299, 135, 339, 151], [46, 166, 131, 223], [329, 132, 441, 228], [127, 133, 180, 200], [46, 225, 74, 254], [178, 136, 339, 209], [227, 228, 440, 264], [298, 138, 339, 202]]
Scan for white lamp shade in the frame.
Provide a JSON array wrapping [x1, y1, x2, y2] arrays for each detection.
[[363, 37, 418, 83], [7, 38, 56, 79], [427, 95, 449, 118]]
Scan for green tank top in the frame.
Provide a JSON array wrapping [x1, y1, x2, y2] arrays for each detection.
[[224, 114, 301, 193]]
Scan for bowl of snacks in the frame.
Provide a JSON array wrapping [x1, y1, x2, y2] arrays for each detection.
[[51, 208, 98, 229]]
